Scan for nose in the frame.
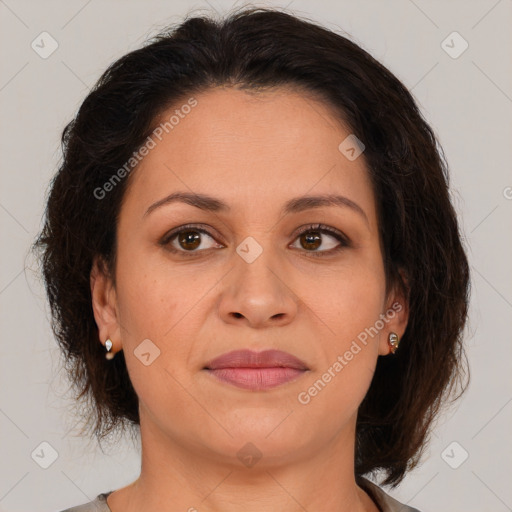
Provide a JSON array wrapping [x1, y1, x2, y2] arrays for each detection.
[[217, 254, 298, 329]]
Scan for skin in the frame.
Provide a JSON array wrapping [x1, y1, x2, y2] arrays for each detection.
[[90, 86, 409, 512]]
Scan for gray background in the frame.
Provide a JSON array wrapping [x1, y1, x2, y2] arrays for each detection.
[[1, 0, 511, 511]]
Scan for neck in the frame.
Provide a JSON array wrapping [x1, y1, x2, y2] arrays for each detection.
[[107, 410, 379, 512]]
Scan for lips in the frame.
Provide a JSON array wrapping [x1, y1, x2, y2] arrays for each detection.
[[204, 349, 309, 371], [203, 349, 309, 391]]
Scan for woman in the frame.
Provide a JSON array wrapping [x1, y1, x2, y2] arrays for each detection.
[[34, 6, 470, 512]]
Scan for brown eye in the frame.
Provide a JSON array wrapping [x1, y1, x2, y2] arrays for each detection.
[[160, 223, 349, 258], [177, 230, 202, 251], [290, 224, 349, 257], [161, 224, 222, 256], [299, 231, 322, 251]]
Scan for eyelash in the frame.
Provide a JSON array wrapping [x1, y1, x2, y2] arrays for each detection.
[[160, 223, 350, 258]]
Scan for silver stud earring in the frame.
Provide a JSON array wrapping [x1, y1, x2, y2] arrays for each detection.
[[388, 332, 400, 354], [105, 338, 114, 360]]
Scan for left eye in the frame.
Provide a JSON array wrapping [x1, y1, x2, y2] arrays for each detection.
[[290, 224, 348, 256], [160, 223, 349, 257]]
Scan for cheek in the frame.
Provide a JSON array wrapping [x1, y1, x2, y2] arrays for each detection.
[[297, 271, 384, 423], [301, 260, 385, 342], [113, 249, 212, 386], [297, 258, 384, 407], [113, 255, 198, 418], [114, 245, 199, 335]]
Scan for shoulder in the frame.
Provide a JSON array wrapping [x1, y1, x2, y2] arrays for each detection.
[[56, 492, 113, 512], [55, 482, 423, 512], [359, 477, 422, 512]]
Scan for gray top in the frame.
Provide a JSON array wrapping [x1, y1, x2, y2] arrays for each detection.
[[58, 477, 421, 512]]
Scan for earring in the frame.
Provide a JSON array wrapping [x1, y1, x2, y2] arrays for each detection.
[[104, 338, 114, 360], [388, 332, 400, 354]]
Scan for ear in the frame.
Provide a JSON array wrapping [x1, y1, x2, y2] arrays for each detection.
[[378, 268, 410, 356], [90, 256, 122, 355]]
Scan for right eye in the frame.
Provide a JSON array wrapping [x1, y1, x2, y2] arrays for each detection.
[[160, 224, 224, 256]]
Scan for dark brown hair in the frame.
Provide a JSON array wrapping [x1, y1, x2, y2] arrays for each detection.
[[32, 6, 470, 488]]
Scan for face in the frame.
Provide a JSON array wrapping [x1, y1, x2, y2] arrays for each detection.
[[91, 86, 408, 469]]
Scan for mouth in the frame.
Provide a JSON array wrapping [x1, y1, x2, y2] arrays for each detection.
[[203, 349, 309, 391]]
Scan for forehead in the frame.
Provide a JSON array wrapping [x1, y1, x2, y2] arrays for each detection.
[[122, 86, 376, 226]]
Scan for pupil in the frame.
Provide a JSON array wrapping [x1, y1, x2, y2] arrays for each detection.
[[180, 231, 201, 250], [303, 231, 320, 250]]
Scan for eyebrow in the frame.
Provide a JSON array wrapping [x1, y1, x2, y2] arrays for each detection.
[[143, 191, 369, 227]]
